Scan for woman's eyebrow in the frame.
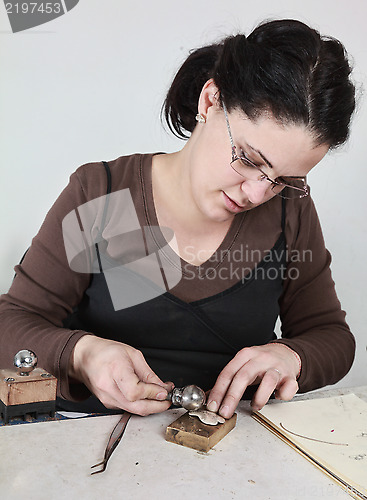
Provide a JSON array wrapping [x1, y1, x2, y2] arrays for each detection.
[[247, 143, 274, 169]]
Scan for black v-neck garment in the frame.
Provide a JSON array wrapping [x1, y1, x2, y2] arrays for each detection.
[[60, 162, 287, 412]]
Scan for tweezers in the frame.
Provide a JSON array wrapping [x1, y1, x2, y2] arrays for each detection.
[[91, 411, 132, 475]]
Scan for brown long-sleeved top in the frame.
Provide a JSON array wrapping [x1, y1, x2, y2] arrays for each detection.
[[0, 153, 355, 401]]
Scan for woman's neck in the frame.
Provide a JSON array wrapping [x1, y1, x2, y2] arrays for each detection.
[[151, 149, 234, 266], [151, 148, 232, 235]]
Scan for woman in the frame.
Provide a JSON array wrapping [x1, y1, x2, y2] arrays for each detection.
[[0, 19, 356, 418]]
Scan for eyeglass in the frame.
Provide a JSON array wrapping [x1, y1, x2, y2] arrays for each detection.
[[222, 101, 309, 200]]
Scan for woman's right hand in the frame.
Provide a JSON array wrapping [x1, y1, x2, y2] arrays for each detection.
[[69, 335, 174, 416]]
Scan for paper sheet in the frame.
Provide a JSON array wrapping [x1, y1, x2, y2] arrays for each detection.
[[253, 394, 367, 499]]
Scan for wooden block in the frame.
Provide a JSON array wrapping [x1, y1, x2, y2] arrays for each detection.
[[165, 411, 237, 452], [0, 368, 57, 406]]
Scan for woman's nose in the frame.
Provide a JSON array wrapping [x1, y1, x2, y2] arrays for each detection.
[[240, 179, 270, 204]]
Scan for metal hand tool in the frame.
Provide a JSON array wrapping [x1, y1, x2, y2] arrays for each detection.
[[91, 411, 132, 475]]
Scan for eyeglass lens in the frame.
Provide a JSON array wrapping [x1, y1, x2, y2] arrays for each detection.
[[231, 158, 308, 199]]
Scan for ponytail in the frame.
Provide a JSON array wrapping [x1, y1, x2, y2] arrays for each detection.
[[162, 19, 355, 148]]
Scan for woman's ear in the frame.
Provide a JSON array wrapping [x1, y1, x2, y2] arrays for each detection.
[[197, 79, 220, 120]]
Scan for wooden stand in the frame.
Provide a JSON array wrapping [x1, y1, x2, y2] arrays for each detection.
[[0, 368, 57, 424], [165, 411, 237, 452]]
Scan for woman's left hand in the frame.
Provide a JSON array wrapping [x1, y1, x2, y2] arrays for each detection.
[[206, 343, 300, 418]]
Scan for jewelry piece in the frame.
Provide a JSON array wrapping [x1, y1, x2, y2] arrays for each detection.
[[195, 113, 206, 123], [271, 368, 282, 377], [189, 409, 225, 426]]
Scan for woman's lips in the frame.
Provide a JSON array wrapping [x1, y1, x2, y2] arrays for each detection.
[[222, 191, 246, 212]]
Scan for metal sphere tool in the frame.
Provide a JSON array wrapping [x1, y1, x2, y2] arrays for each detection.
[[14, 349, 38, 376], [166, 384, 206, 410]]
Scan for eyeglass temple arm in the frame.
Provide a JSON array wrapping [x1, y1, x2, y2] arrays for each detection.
[[282, 182, 309, 193], [222, 101, 237, 159]]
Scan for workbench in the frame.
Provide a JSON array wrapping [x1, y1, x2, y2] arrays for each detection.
[[1, 385, 366, 500]]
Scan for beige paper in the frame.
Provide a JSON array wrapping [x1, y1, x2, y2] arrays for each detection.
[[253, 394, 367, 500]]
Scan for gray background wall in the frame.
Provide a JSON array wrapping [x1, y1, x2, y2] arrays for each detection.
[[0, 0, 366, 388]]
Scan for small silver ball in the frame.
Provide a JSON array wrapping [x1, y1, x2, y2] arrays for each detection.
[[14, 350, 38, 375]]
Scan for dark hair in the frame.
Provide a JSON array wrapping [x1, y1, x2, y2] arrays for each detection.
[[162, 19, 355, 148]]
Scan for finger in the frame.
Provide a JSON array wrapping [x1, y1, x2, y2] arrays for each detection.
[[216, 360, 261, 418], [90, 378, 130, 410], [207, 372, 236, 414], [106, 353, 166, 402], [93, 378, 172, 415], [112, 378, 172, 415], [109, 382, 173, 415], [228, 347, 254, 369], [206, 349, 254, 412], [127, 399, 172, 416], [275, 377, 299, 401], [163, 381, 175, 392], [129, 349, 172, 394], [207, 347, 264, 418], [251, 368, 282, 411], [100, 393, 172, 416], [116, 369, 169, 402], [84, 366, 144, 411]]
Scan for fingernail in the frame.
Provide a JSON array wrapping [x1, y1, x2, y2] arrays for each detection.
[[206, 400, 218, 412], [156, 392, 167, 401], [251, 403, 261, 411], [219, 405, 230, 418]]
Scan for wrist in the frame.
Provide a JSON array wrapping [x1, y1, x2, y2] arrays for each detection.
[[268, 342, 302, 379], [68, 334, 96, 382]]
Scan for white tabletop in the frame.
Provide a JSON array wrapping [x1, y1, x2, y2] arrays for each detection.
[[1, 385, 366, 500]]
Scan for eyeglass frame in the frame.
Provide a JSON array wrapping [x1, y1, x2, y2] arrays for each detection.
[[221, 100, 309, 199]]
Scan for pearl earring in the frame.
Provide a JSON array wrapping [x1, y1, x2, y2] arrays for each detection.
[[195, 113, 206, 123]]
